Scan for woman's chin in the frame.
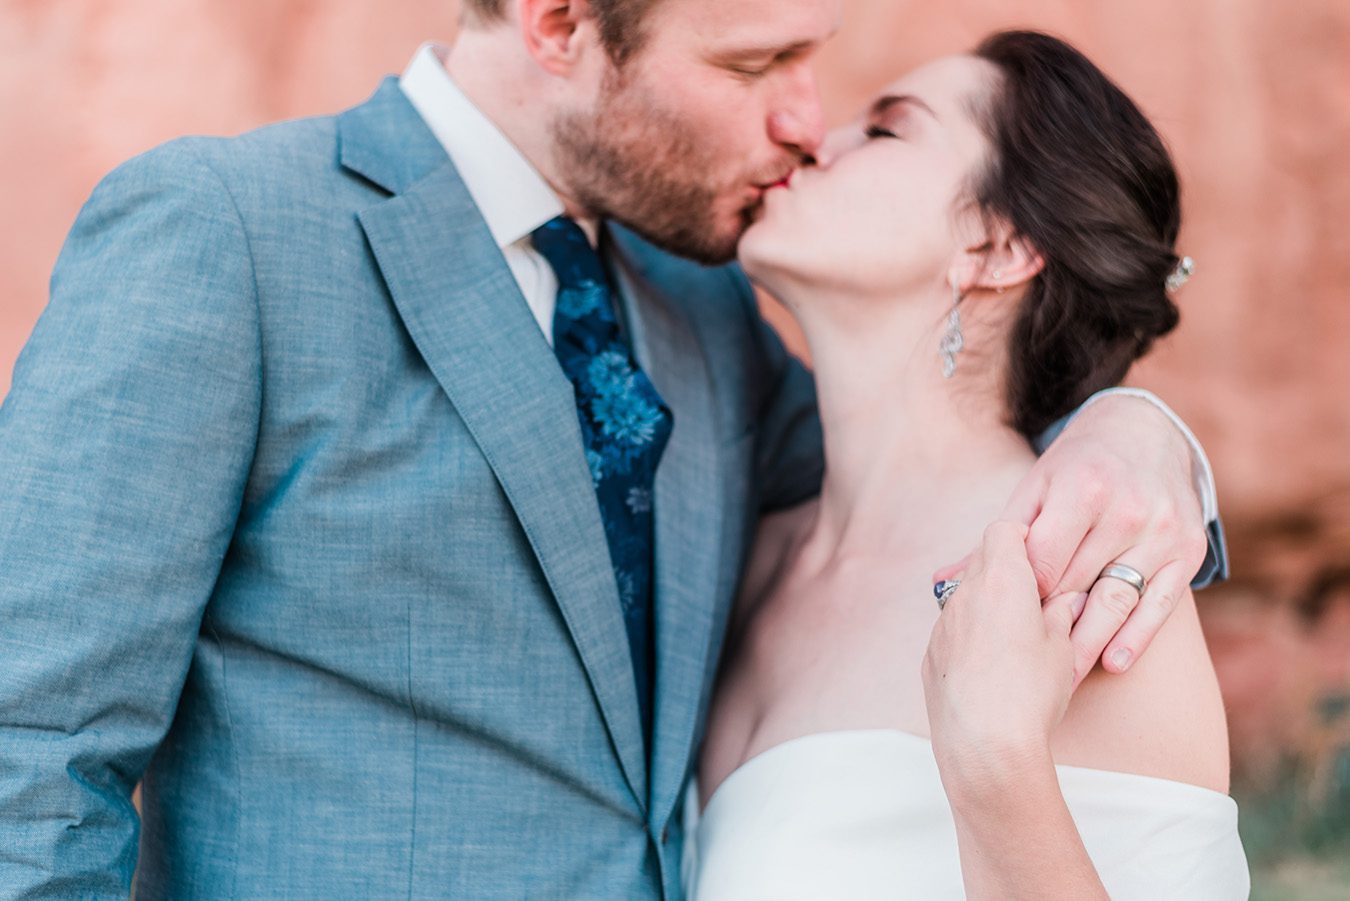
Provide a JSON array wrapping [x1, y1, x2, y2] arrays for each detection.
[[737, 212, 792, 279], [735, 222, 776, 284], [738, 190, 829, 292]]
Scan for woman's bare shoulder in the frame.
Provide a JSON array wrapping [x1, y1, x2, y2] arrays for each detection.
[[1051, 591, 1232, 794]]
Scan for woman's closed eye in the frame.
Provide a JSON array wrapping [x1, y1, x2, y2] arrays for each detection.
[[865, 124, 901, 140]]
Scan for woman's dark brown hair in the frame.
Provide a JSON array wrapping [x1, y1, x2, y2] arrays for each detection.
[[972, 31, 1183, 442]]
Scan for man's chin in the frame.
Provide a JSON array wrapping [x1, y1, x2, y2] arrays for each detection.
[[691, 230, 745, 266], [689, 235, 745, 266], [621, 217, 744, 267], [683, 207, 757, 266]]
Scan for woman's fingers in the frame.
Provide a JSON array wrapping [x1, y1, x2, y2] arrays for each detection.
[[1043, 591, 1086, 641], [951, 522, 1035, 615]]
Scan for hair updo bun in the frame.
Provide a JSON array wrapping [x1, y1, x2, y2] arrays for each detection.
[[971, 31, 1184, 442]]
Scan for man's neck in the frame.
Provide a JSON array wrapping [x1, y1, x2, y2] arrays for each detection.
[[444, 29, 594, 225]]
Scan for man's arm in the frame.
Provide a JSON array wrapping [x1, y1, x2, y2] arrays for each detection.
[[740, 288, 1227, 682], [0, 142, 259, 897]]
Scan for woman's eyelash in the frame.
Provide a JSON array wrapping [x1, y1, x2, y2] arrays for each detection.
[[865, 125, 899, 140]]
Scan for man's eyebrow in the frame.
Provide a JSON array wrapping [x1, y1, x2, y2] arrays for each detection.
[[869, 94, 940, 121], [715, 39, 817, 61]]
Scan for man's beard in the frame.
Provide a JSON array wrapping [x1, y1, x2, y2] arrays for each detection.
[[551, 74, 754, 265]]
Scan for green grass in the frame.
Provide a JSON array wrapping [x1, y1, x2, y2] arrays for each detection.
[[1238, 752, 1350, 900], [1251, 854, 1350, 901]]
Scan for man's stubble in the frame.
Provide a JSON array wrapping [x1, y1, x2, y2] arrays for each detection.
[[551, 70, 752, 265]]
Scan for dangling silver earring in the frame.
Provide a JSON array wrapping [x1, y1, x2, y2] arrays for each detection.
[[992, 268, 1006, 294], [939, 283, 965, 379]]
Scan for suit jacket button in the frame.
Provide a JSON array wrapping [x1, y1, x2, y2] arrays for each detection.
[[660, 827, 669, 845]]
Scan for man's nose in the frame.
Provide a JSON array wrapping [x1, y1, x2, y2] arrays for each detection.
[[768, 66, 826, 160]]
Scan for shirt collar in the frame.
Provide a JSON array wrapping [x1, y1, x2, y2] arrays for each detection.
[[399, 42, 565, 249]]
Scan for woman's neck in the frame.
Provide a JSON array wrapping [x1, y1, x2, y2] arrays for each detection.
[[784, 284, 1036, 562]]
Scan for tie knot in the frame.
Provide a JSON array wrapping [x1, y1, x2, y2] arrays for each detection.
[[531, 216, 608, 290]]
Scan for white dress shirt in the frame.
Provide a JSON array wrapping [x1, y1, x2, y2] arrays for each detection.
[[400, 42, 566, 346]]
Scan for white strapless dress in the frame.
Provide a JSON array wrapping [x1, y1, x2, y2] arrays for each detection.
[[684, 729, 1249, 899]]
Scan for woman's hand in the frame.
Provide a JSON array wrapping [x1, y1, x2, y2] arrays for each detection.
[[923, 522, 1110, 899], [922, 521, 1084, 794]]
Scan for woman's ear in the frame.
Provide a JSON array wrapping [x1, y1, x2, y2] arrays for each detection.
[[519, 0, 597, 75], [969, 219, 1045, 294]]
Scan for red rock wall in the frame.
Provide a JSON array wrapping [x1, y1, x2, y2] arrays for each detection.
[[1, 0, 1348, 786]]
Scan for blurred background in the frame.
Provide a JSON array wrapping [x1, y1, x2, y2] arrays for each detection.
[[1, 1, 1347, 896]]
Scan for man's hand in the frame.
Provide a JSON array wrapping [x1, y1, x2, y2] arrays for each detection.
[[935, 394, 1210, 687]]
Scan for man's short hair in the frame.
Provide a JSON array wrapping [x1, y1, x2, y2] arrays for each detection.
[[463, 0, 662, 63]]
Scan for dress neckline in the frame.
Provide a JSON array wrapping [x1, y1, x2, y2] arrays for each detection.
[[701, 729, 928, 815], [699, 727, 1234, 818]]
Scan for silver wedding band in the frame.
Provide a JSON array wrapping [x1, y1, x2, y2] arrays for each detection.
[[1097, 563, 1148, 598]]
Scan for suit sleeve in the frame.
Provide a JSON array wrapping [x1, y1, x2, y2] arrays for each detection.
[[0, 141, 260, 897]]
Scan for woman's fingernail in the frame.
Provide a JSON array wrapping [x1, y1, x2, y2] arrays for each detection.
[[1110, 648, 1133, 671]]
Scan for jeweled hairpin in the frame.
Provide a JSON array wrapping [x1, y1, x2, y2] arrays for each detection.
[[1166, 256, 1195, 293]]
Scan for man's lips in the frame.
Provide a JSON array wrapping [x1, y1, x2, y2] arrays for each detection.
[[756, 169, 797, 194]]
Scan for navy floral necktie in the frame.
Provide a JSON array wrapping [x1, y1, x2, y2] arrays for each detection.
[[531, 216, 674, 747]]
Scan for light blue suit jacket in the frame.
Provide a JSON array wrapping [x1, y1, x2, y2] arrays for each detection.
[[0, 79, 824, 898]]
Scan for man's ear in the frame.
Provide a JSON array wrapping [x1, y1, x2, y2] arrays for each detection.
[[519, 0, 597, 75]]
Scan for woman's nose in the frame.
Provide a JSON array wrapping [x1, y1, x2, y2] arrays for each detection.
[[813, 125, 861, 168]]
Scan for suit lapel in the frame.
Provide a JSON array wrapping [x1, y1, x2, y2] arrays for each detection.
[[342, 82, 648, 808], [607, 228, 727, 822]]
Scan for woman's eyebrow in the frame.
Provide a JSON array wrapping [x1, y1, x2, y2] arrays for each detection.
[[869, 94, 940, 122]]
